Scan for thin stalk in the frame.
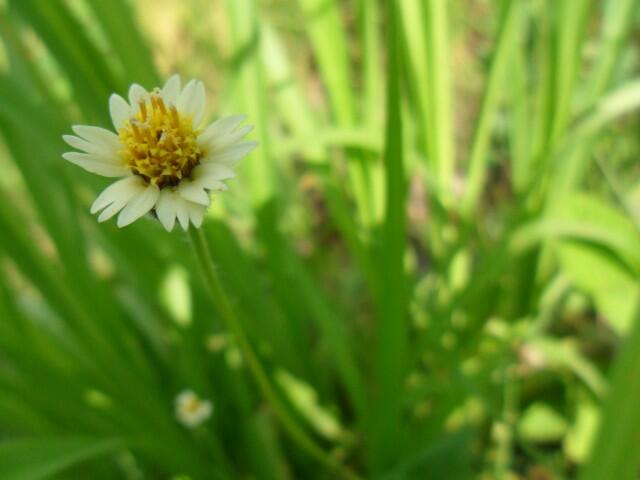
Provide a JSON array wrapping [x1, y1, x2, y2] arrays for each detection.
[[548, 1, 592, 147], [462, 0, 518, 215], [424, 0, 454, 206], [398, 1, 446, 258], [494, 361, 518, 478], [189, 227, 361, 480]]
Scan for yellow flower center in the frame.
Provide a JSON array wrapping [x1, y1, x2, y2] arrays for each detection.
[[118, 92, 202, 188], [184, 397, 202, 413]]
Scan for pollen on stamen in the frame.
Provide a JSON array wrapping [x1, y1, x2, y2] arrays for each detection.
[[130, 121, 143, 142], [154, 95, 167, 115], [170, 105, 180, 128], [118, 93, 202, 188], [138, 100, 147, 121]]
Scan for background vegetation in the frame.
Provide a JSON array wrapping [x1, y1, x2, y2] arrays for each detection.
[[0, 0, 639, 478]]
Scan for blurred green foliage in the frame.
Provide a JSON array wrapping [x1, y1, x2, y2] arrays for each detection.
[[0, 0, 639, 478]]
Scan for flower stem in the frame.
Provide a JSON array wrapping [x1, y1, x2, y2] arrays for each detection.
[[189, 227, 361, 480]]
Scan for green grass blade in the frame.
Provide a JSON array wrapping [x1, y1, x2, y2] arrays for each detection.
[[399, 0, 431, 165], [0, 437, 122, 480], [260, 23, 319, 155], [547, 1, 592, 146], [462, 0, 518, 215], [225, 0, 275, 207], [359, 0, 383, 127], [370, 0, 407, 471], [546, 0, 638, 204], [585, 0, 640, 105], [255, 202, 366, 416], [296, 0, 374, 225], [295, 0, 355, 125], [10, 0, 117, 123], [423, 0, 454, 205], [546, 78, 640, 177], [509, 40, 533, 192], [86, 0, 160, 86], [580, 308, 640, 480]]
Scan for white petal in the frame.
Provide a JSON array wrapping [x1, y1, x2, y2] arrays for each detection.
[[198, 115, 246, 146], [117, 184, 160, 228], [155, 189, 179, 231], [203, 140, 258, 166], [155, 190, 202, 231], [199, 125, 253, 152], [63, 135, 113, 157], [187, 202, 206, 228], [219, 125, 253, 150], [96, 178, 146, 222], [191, 81, 206, 127], [128, 83, 149, 108], [192, 163, 236, 181], [98, 198, 129, 223], [161, 74, 181, 105], [176, 198, 190, 231], [176, 390, 196, 405], [177, 181, 210, 206], [90, 176, 140, 214], [200, 401, 213, 417], [177, 79, 197, 116], [71, 125, 120, 150], [109, 94, 131, 131], [63, 151, 121, 166], [62, 152, 128, 177], [176, 79, 206, 124], [202, 179, 227, 191]]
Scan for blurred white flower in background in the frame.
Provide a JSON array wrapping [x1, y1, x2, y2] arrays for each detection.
[[63, 74, 257, 231], [175, 389, 213, 428]]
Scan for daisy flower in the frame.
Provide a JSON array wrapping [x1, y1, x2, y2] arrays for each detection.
[[63, 74, 257, 231], [175, 389, 213, 428]]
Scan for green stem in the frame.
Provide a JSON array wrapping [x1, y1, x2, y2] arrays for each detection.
[[189, 227, 361, 480], [462, 0, 517, 215], [494, 359, 518, 479]]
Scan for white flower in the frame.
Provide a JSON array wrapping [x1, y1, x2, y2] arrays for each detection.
[[63, 74, 257, 231], [175, 389, 213, 428]]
